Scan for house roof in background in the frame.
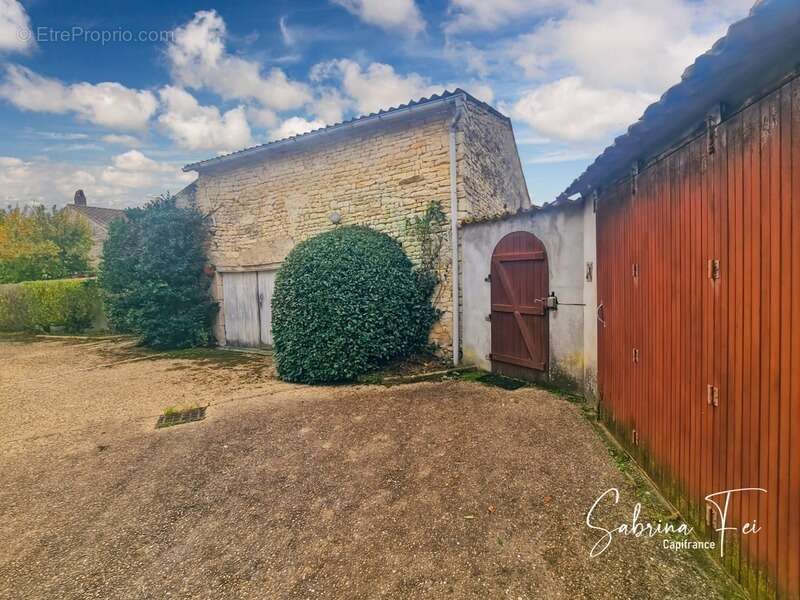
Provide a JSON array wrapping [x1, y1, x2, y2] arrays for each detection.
[[561, 0, 800, 199], [183, 89, 502, 174], [65, 204, 126, 228]]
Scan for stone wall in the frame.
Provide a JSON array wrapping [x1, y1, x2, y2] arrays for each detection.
[[459, 101, 530, 219], [62, 208, 107, 268], [84, 220, 108, 268], [185, 95, 529, 357]]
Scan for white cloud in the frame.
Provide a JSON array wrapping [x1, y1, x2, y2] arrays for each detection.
[[484, 0, 751, 150], [509, 76, 655, 142], [503, 0, 753, 91], [526, 148, 594, 164], [0, 0, 34, 53], [246, 106, 279, 129], [109, 150, 172, 173], [270, 116, 325, 141], [0, 156, 29, 189], [0, 152, 195, 209], [445, 0, 568, 34], [444, 40, 491, 78], [100, 153, 167, 188], [309, 88, 351, 124], [157, 86, 253, 152], [279, 16, 295, 46], [311, 59, 442, 115], [309, 59, 496, 122], [446, 81, 494, 104], [333, 0, 425, 35], [101, 134, 143, 147], [36, 131, 89, 141], [0, 65, 157, 130], [167, 10, 311, 112]]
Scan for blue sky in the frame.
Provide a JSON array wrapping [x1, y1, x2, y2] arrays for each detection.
[[0, 0, 753, 208]]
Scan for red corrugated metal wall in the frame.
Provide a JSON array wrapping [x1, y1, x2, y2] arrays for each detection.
[[597, 76, 800, 598]]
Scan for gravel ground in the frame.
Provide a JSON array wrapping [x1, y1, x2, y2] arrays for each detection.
[[0, 337, 738, 599]]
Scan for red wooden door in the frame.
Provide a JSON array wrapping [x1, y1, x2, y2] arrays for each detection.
[[595, 76, 800, 598], [490, 231, 549, 379]]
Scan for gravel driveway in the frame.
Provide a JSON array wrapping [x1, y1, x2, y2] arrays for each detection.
[[0, 336, 740, 599]]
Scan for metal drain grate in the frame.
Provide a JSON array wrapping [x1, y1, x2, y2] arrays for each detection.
[[156, 406, 207, 429], [476, 373, 528, 390]]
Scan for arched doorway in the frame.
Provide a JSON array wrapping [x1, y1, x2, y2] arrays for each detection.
[[490, 231, 549, 380]]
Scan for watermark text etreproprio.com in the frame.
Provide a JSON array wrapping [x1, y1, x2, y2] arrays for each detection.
[[17, 27, 174, 46]]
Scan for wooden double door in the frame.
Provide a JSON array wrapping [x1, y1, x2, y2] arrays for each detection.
[[221, 270, 276, 347]]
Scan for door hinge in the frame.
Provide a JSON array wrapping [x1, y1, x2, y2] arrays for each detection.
[[485, 313, 492, 322], [485, 273, 491, 282], [632, 429, 639, 446], [707, 384, 719, 407], [632, 263, 640, 279], [708, 258, 720, 280], [632, 347, 640, 364]]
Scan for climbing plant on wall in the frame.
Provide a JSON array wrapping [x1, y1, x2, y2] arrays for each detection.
[[405, 200, 448, 306]]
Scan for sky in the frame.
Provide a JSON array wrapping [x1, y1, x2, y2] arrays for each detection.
[[0, 0, 754, 209]]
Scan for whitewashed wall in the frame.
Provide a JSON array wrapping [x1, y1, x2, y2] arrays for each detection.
[[460, 200, 597, 397]]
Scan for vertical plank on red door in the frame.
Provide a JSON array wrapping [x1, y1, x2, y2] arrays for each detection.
[[739, 103, 756, 589], [788, 76, 800, 598], [766, 88, 782, 594], [756, 92, 773, 592], [713, 113, 729, 528], [730, 108, 745, 579], [701, 134, 713, 529], [776, 79, 792, 597]]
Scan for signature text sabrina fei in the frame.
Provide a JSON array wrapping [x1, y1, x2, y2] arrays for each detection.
[[586, 487, 766, 558]]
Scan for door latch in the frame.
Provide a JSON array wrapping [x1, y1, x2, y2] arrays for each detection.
[[707, 385, 719, 407], [708, 259, 721, 280]]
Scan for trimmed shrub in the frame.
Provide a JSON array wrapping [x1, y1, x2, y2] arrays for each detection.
[[0, 278, 103, 332], [99, 195, 217, 349], [272, 225, 439, 383]]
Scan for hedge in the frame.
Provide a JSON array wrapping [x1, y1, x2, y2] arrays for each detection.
[[0, 278, 104, 332], [272, 225, 438, 384]]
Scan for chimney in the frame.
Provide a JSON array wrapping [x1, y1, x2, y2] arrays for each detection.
[[73, 190, 87, 206]]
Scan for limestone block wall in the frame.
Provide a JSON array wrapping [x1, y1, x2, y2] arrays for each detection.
[[190, 106, 456, 351], [64, 211, 107, 268], [85, 221, 108, 268], [458, 101, 530, 219], [186, 95, 530, 358]]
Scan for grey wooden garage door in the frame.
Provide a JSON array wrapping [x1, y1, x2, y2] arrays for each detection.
[[221, 270, 276, 347]]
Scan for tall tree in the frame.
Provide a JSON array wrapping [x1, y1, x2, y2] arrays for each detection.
[[99, 194, 217, 348], [0, 206, 91, 283]]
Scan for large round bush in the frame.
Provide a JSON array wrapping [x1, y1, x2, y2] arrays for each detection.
[[272, 225, 438, 383]]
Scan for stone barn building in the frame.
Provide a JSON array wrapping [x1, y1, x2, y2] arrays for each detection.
[[63, 190, 125, 267], [179, 90, 530, 357]]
